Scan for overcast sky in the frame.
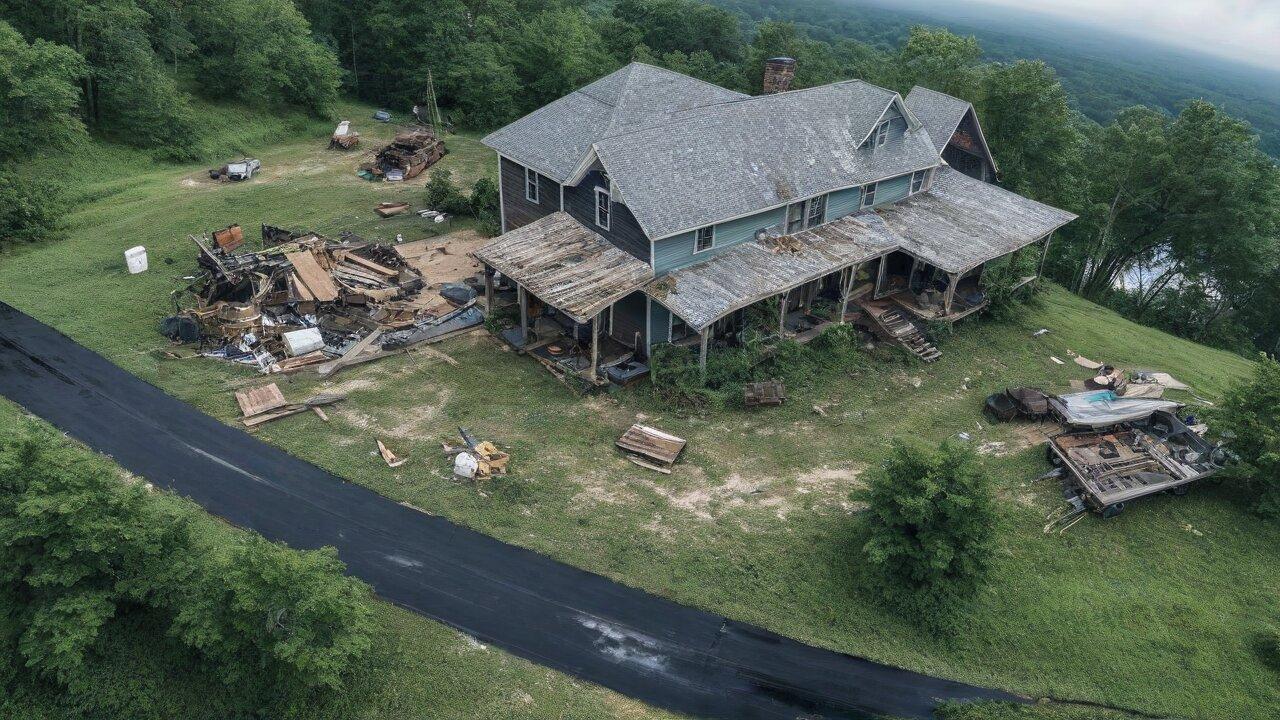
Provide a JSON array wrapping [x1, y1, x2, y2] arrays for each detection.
[[974, 0, 1280, 70]]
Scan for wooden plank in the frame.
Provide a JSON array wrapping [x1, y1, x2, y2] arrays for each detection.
[[317, 329, 383, 377], [284, 250, 339, 301], [235, 383, 288, 417], [343, 253, 398, 277]]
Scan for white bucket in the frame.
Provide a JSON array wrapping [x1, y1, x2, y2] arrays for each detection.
[[125, 246, 148, 274]]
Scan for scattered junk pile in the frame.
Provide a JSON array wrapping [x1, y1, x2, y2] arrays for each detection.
[[985, 356, 1227, 525], [446, 427, 510, 480], [234, 382, 346, 428], [209, 158, 261, 182], [162, 223, 484, 374], [359, 129, 446, 182], [329, 120, 360, 150], [744, 379, 787, 408], [616, 423, 686, 474]]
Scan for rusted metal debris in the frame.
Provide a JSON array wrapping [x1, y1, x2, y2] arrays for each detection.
[[163, 224, 483, 374], [363, 129, 446, 181]]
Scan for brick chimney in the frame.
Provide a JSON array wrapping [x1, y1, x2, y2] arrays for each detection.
[[761, 57, 796, 94]]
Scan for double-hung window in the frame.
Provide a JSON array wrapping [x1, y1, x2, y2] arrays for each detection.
[[874, 119, 890, 147], [695, 226, 714, 253], [594, 187, 611, 230], [786, 195, 830, 234], [806, 194, 827, 227], [911, 169, 927, 194], [786, 202, 806, 233], [525, 167, 539, 203], [861, 182, 878, 208]]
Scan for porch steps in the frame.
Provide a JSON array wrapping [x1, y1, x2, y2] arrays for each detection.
[[859, 302, 942, 363]]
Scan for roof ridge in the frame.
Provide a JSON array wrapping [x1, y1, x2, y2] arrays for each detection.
[[623, 60, 749, 97]]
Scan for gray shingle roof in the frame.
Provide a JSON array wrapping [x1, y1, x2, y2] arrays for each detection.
[[903, 86, 972, 159], [596, 81, 942, 240], [481, 63, 748, 182], [644, 213, 899, 331], [874, 167, 1077, 274], [473, 212, 653, 324]]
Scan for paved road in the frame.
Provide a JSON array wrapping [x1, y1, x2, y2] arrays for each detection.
[[0, 302, 1023, 719]]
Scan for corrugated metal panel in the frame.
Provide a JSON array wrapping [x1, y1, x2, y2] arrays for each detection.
[[826, 186, 864, 222], [652, 207, 786, 275]]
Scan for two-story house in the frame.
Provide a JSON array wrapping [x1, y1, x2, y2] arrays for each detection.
[[475, 61, 1075, 384]]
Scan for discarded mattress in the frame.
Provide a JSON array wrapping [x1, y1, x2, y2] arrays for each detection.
[[1049, 390, 1181, 428]]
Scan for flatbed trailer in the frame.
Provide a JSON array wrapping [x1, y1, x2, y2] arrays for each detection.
[[1047, 410, 1222, 517]]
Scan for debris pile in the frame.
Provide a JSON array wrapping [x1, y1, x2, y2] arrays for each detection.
[[234, 382, 345, 428], [330, 120, 360, 150], [617, 423, 686, 474], [164, 224, 484, 373], [445, 427, 510, 480], [361, 129, 446, 181]]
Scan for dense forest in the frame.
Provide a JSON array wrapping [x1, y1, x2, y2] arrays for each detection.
[[2, 0, 1278, 357]]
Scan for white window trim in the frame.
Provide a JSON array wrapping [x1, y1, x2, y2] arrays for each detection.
[[874, 119, 890, 147], [910, 169, 927, 194], [525, 167, 539, 204], [594, 187, 611, 230], [693, 225, 715, 254], [861, 182, 878, 208], [806, 193, 828, 229]]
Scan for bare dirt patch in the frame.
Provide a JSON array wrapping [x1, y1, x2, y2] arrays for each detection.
[[397, 229, 486, 285]]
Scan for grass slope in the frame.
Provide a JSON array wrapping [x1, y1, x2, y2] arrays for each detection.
[[0, 100, 1275, 720], [0, 398, 673, 720]]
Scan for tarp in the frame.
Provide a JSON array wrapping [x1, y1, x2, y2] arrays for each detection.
[[1050, 390, 1181, 429]]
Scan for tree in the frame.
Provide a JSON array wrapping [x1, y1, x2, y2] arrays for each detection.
[[443, 42, 521, 129], [612, 0, 742, 63], [469, 177, 501, 236], [895, 25, 982, 100], [512, 7, 614, 111], [743, 21, 845, 92], [170, 536, 372, 693], [0, 20, 87, 161], [424, 169, 471, 216], [0, 435, 194, 684], [1211, 355, 1280, 517], [856, 441, 997, 624]]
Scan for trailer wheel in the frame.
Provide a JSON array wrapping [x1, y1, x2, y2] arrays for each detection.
[[1101, 502, 1125, 519]]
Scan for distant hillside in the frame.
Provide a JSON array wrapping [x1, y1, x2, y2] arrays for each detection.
[[714, 0, 1280, 156]]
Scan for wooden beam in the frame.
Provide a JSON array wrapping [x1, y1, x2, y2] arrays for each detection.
[[943, 272, 960, 316], [778, 289, 788, 336], [518, 285, 528, 342], [484, 266, 494, 312], [589, 311, 600, 380], [838, 263, 858, 323], [698, 330, 709, 379], [874, 255, 889, 298], [1038, 232, 1054, 278]]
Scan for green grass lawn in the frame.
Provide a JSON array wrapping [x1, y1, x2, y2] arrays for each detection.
[[1, 99, 1275, 720]]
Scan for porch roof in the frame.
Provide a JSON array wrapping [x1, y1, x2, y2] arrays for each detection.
[[474, 212, 654, 324], [873, 167, 1077, 274], [643, 213, 899, 332]]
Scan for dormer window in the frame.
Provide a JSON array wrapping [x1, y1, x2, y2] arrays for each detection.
[[595, 187, 611, 230], [862, 119, 890, 150], [695, 226, 714, 253], [911, 169, 927, 194], [525, 167, 539, 203], [861, 181, 877, 208]]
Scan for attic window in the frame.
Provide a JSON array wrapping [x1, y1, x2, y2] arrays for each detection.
[[863, 119, 890, 150], [595, 187, 611, 230], [525, 167, 539, 204], [861, 181, 877, 208]]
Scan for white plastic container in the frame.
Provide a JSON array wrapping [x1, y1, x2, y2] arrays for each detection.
[[282, 327, 324, 356], [125, 246, 148, 274], [453, 452, 478, 479]]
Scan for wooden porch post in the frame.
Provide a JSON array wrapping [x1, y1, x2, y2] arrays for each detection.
[[698, 329, 709, 379], [943, 272, 960, 316], [518, 285, 528, 342], [838, 264, 857, 323], [1038, 232, 1054, 278], [589, 311, 600, 380], [778, 289, 789, 336], [874, 255, 889, 298], [483, 266, 495, 312]]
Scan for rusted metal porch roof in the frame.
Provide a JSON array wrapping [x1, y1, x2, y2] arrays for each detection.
[[474, 212, 653, 324], [644, 213, 899, 332]]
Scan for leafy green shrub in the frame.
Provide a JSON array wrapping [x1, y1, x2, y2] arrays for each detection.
[[981, 246, 1040, 320], [469, 177, 502, 236], [856, 440, 997, 628], [1210, 354, 1280, 517], [424, 170, 474, 216], [171, 537, 373, 694], [0, 172, 69, 247]]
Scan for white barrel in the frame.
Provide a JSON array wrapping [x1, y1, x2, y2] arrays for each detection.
[[125, 246, 148, 274]]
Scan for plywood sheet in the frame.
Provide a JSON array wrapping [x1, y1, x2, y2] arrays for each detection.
[[285, 250, 339, 301]]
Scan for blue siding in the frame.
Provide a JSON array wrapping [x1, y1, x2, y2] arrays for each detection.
[[652, 206, 786, 275], [825, 186, 863, 222], [871, 173, 912, 206], [648, 299, 670, 347]]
